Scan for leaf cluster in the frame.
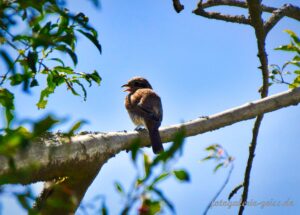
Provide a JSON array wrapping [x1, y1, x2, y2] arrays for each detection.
[[269, 30, 300, 88], [0, 0, 102, 156], [201, 144, 234, 173], [91, 130, 189, 215]]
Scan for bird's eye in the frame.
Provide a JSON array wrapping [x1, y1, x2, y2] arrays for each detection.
[[134, 81, 145, 87]]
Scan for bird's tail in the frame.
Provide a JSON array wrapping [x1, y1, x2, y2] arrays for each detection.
[[148, 127, 164, 154]]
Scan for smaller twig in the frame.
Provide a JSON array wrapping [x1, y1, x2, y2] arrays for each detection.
[[203, 164, 234, 215], [1, 28, 28, 47], [38, 61, 49, 71], [264, 4, 300, 34], [193, 7, 250, 25], [271, 72, 297, 89], [0, 54, 21, 86], [172, 0, 184, 13], [0, 72, 10, 86], [200, 0, 247, 9]]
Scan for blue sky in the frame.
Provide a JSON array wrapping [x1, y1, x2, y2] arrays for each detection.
[[1, 0, 300, 214]]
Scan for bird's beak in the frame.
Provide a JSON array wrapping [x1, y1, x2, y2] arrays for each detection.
[[121, 83, 131, 92]]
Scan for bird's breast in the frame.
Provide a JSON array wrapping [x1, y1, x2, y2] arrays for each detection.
[[128, 111, 145, 126]]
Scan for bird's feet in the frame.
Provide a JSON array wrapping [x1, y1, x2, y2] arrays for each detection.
[[135, 126, 146, 132], [199, 115, 209, 119]]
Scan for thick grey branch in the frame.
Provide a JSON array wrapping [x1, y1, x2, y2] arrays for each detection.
[[1, 88, 300, 184]]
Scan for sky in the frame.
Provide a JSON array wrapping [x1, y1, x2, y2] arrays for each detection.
[[1, 0, 300, 214]]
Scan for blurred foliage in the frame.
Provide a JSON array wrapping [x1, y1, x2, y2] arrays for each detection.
[[0, 0, 102, 109], [201, 144, 234, 173], [0, 0, 101, 213], [201, 144, 234, 215], [79, 195, 108, 215], [269, 30, 300, 88], [0, 0, 102, 156], [79, 130, 189, 215]]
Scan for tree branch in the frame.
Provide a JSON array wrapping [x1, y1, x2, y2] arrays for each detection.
[[239, 1, 269, 214], [193, 4, 250, 25], [34, 162, 102, 214], [264, 4, 300, 34], [172, 0, 184, 13], [197, 0, 300, 21], [193, 1, 300, 25], [1, 88, 300, 184]]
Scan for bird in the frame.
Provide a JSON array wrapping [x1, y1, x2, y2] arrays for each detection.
[[122, 77, 164, 154]]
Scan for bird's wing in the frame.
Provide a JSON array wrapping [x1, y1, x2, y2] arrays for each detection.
[[137, 89, 163, 123], [128, 88, 162, 123]]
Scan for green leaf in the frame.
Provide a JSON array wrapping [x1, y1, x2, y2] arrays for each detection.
[[10, 74, 24, 86], [30, 78, 39, 87], [101, 200, 108, 215], [39, 21, 52, 35], [288, 60, 300, 68], [213, 163, 224, 173], [201, 155, 213, 162], [77, 29, 102, 54], [0, 88, 15, 127], [72, 80, 87, 101], [114, 181, 124, 194], [49, 58, 65, 67], [173, 169, 190, 182], [275, 44, 300, 52], [0, 49, 14, 72], [69, 86, 80, 96], [148, 200, 161, 214], [33, 115, 59, 137], [36, 99, 48, 109], [89, 70, 101, 84], [37, 74, 56, 109], [149, 172, 170, 189], [144, 153, 152, 177], [0, 126, 31, 156], [54, 66, 74, 74], [293, 56, 300, 61], [56, 45, 78, 65], [129, 138, 141, 164], [90, 0, 101, 8], [153, 129, 185, 166], [67, 120, 87, 136], [57, 16, 69, 35], [13, 35, 31, 43], [284, 30, 300, 46], [16, 193, 31, 210], [205, 144, 220, 151], [27, 51, 38, 73]]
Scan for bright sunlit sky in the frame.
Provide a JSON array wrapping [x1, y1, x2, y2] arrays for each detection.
[[1, 0, 300, 214]]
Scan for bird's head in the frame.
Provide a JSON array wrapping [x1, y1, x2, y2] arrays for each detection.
[[122, 77, 152, 93]]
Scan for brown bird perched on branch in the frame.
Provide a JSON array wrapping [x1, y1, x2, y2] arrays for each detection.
[[122, 77, 164, 154]]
